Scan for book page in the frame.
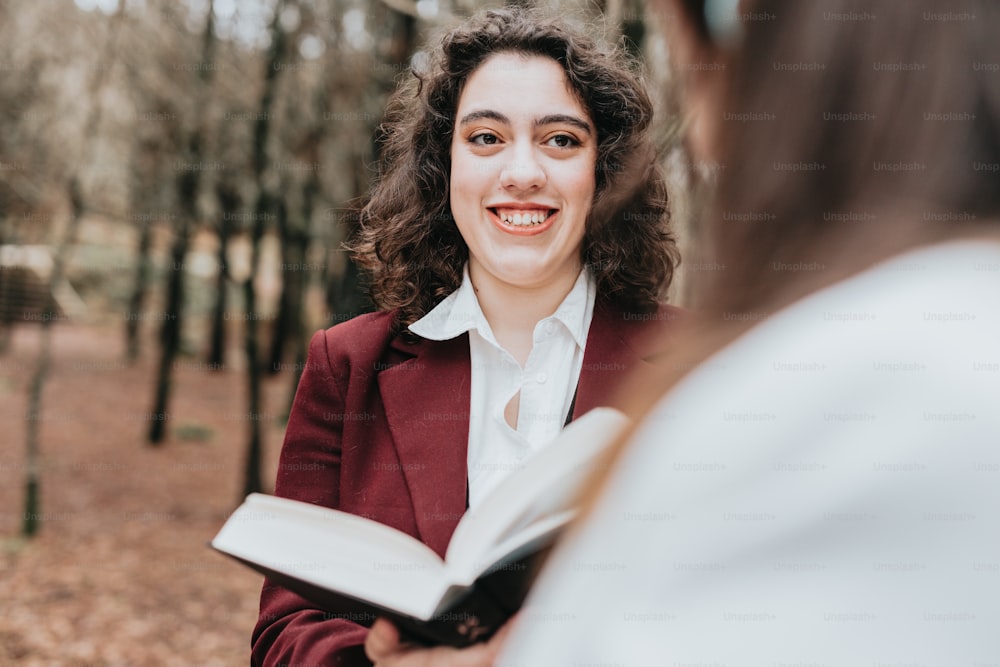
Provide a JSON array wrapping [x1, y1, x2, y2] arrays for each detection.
[[444, 407, 629, 580], [212, 494, 453, 619]]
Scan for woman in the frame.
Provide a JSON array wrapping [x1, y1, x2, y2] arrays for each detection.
[[251, 7, 681, 667], [501, 0, 1000, 664]]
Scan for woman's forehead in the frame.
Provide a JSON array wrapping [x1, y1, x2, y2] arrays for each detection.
[[455, 53, 592, 127]]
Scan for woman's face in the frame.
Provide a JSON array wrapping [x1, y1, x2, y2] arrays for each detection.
[[449, 52, 597, 294]]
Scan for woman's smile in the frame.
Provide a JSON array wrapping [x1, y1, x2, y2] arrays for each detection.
[[487, 204, 559, 235], [450, 51, 597, 293]]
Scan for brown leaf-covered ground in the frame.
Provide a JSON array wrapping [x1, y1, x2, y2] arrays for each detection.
[[1, 321, 292, 666]]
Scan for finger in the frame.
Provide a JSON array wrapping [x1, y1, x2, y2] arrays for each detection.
[[430, 630, 507, 667], [364, 618, 401, 662], [462, 616, 516, 667]]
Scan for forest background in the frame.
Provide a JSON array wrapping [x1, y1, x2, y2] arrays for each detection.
[[0, 0, 701, 664]]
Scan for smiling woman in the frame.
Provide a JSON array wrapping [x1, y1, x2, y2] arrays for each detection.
[[352, 7, 678, 333], [250, 7, 682, 667], [449, 52, 598, 365]]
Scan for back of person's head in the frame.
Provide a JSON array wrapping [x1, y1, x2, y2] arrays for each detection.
[[668, 0, 1000, 313], [351, 6, 678, 331], [594, 0, 1000, 420]]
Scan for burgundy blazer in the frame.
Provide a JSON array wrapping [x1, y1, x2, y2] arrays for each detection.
[[251, 300, 682, 667]]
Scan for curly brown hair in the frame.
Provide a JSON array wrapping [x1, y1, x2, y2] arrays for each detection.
[[349, 6, 679, 331]]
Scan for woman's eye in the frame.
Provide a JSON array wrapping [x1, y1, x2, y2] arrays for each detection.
[[546, 134, 579, 148], [470, 133, 500, 146]]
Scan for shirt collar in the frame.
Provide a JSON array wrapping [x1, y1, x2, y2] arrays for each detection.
[[408, 264, 596, 348], [547, 268, 595, 349], [408, 265, 486, 342]]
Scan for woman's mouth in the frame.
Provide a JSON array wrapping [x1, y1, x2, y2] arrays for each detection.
[[488, 207, 558, 235]]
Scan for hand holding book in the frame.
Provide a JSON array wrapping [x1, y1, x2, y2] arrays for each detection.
[[364, 615, 517, 666]]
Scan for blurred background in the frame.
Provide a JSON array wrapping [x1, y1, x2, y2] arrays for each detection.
[[0, 0, 694, 664]]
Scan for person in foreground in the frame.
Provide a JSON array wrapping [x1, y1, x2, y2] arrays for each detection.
[[499, 0, 1000, 664], [251, 7, 681, 667]]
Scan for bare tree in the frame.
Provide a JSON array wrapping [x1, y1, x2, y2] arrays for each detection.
[[23, 1, 124, 537], [206, 181, 240, 369], [0, 7, 51, 353], [242, 0, 289, 496], [148, 1, 218, 444], [124, 206, 158, 362]]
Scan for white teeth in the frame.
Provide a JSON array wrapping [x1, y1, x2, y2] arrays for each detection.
[[495, 209, 549, 226]]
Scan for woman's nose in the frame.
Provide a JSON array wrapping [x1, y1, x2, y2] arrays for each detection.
[[499, 145, 546, 191]]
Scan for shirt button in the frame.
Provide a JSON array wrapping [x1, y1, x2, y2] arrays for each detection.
[[545, 322, 557, 335], [536, 372, 548, 383]]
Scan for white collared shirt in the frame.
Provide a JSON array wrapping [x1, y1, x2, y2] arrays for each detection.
[[409, 266, 597, 508]]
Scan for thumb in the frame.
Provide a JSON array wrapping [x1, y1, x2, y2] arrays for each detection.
[[365, 618, 402, 662]]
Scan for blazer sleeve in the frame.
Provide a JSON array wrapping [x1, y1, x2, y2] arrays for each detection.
[[251, 329, 372, 667]]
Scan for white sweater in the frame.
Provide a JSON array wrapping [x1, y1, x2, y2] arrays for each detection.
[[502, 240, 1000, 666]]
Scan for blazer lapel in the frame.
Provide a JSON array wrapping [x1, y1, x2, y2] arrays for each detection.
[[377, 334, 471, 557]]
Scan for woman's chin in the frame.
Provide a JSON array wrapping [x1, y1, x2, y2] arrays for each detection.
[[478, 263, 578, 293]]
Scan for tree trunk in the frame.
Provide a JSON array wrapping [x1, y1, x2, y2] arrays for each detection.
[[325, 249, 369, 325], [0, 222, 13, 354], [267, 199, 293, 374], [24, 1, 123, 535], [242, 190, 269, 496], [147, 1, 217, 443], [280, 173, 317, 401], [25, 180, 86, 536], [125, 217, 153, 362], [268, 197, 311, 376], [242, 0, 286, 496], [148, 214, 188, 444], [207, 183, 238, 369]]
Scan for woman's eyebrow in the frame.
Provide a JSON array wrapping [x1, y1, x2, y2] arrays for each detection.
[[458, 109, 510, 127], [534, 114, 592, 135], [458, 109, 592, 135]]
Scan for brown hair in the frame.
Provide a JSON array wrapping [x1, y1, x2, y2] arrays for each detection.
[[700, 0, 1000, 318], [584, 0, 1000, 502], [349, 6, 679, 333]]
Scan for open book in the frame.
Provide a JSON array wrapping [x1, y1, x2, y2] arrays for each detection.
[[211, 407, 629, 647]]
